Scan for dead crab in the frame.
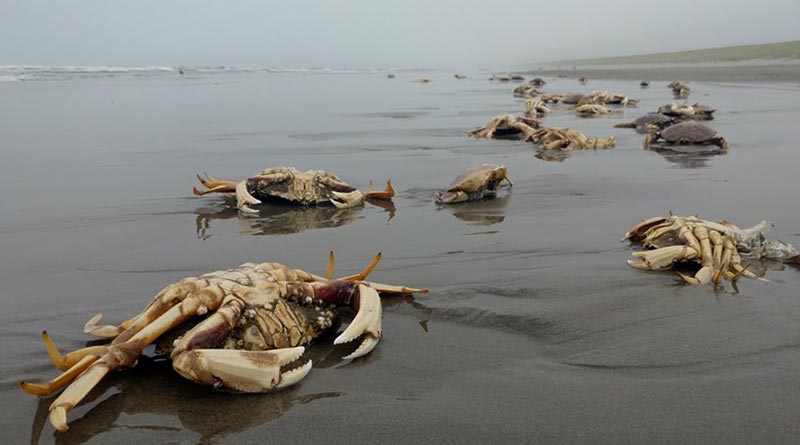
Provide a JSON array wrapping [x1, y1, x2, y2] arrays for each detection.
[[469, 114, 539, 141], [434, 164, 513, 204], [513, 83, 542, 98], [540, 92, 585, 105], [531, 127, 616, 151], [524, 99, 552, 116], [668, 82, 691, 98], [573, 103, 617, 116], [581, 90, 638, 106], [193, 166, 394, 213], [644, 121, 728, 151], [614, 113, 680, 133], [21, 253, 427, 432], [624, 215, 799, 285], [657, 102, 715, 120]]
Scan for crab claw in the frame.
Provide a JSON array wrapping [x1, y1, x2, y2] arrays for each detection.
[[235, 181, 261, 213], [173, 347, 311, 393], [330, 190, 364, 208], [335, 284, 382, 360]]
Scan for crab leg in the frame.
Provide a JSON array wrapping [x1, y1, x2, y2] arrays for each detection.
[[627, 245, 699, 271], [21, 354, 99, 396], [339, 252, 382, 281], [713, 238, 735, 285], [365, 180, 395, 200], [35, 285, 227, 432], [196, 172, 238, 190], [40, 331, 108, 371]]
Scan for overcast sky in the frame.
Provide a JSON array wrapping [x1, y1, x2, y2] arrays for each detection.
[[2, 0, 799, 69]]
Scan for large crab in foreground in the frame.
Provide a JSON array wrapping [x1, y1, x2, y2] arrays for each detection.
[[434, 164, 513, 204], [193, 166, 394, 213], [21, 253, 427, 432], [624, 215, 799, 285]]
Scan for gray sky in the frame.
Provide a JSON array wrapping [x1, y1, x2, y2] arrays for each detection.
[[2, 0, 799, 68]]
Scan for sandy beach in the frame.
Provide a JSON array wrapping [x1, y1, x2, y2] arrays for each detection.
[[2, 66, 800, 444], [531, 63, 800, 83]]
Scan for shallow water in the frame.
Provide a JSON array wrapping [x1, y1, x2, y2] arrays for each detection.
[[2, 72, 800, 444]]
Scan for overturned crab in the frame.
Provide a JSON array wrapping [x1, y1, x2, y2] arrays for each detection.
[[435, 164, 513, 204], [573, 103, 618, 117], [581, 90, 638, 106], [657, 102, 715, 120], [540, 92, 585, 105], [524, 99, 552, 117], [21, 253, 427, 432], [513, 83, 542, 98], [193, 166, 393, 213], [469, 114, 539, 141], [531, 127, 616, 151], [624, 215, 799, 285]]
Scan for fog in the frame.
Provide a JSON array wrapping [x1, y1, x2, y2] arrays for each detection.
[[2, 0, 799, 68]]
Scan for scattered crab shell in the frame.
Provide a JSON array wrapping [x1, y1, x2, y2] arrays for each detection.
[[540, 92, 585, 104], [624, 215, 799, 285], [469, 114, 539, 141], [644, 121, 728, 151], [531, 127, 616, 151], [531, 77, 546, 86], [434, 164, 513, 204], [640, 80, 650, 87], [454, 74, 467, 79], [579, 75, 589, 84]]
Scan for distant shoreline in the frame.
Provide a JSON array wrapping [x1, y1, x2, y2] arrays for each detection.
[[525, 63, 800, 83]]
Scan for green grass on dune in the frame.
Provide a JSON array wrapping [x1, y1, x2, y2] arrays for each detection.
[[557, 41, 800, 65]]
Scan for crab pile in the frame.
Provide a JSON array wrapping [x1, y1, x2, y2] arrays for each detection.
[[469, 114, 539, 141], [531, 127, 616, 151], [624, 215, 799, 285], [574, 103, 616, 116]]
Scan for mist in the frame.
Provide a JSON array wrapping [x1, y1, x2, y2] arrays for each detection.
[[2, 0, 799, 68]]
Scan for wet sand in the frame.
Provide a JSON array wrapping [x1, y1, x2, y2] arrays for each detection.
[[2, 70, 800, 444], [532, 63, 800, 83]]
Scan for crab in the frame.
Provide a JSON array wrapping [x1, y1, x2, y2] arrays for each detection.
[[613, 113, 680, 133], [531, 127, 616, 151], [644, 121, 728, 151], [513, 83, 542, 98], [657, 102, 715, 120], [524, 99, 552, 116], [668, 82, 691, 98], [579, 75, 589, 84], [624, 215, 799, 285], [540, 92, 585, 105], [582, 90, 638, 106], [640, 80, 650, 88], [434, 164, 513, 204], [574, 103, 617, 116], [469, 114, 539, 141], [21, 253, 427, 432], [192, 166, 394, 213], [531, 77, 546, 86], [454, 74, 467, 79]]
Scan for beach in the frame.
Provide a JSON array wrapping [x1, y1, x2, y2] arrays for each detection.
[[2, 67, 800, 444]]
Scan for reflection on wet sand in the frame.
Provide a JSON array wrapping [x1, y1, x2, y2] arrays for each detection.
[[366, 197, 396, 221], [647, 143, 726, 168], [195, 202, 364, 238], [30, 357, 340, 444], [534, 149, 570, 163], [440, 194, 510, 226]]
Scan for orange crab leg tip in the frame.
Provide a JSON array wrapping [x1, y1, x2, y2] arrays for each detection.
[[326, 251, 335, 280], [365, 180, 395, 200], [339, 252, 382, 281]]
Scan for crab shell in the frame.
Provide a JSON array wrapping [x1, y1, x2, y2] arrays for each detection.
[[434, 164, 513, 204], [645, 121, 728, 151], [613, 113, 676, 133]]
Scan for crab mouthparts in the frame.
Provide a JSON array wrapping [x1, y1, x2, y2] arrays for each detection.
[[330, 190, 364, 208]]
